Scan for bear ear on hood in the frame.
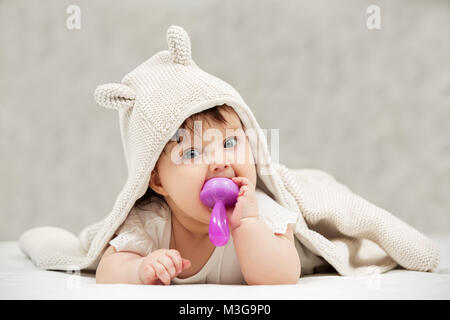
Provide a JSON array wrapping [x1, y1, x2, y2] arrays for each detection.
[[166, 25, 192, 66], [94, 83, 136, 110]]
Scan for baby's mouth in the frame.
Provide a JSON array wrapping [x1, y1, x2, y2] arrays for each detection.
[[203, 175, 235, 184]]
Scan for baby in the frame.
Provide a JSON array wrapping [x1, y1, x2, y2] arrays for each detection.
[[96, 104, 301, 285], [18, 25, 438, 284]]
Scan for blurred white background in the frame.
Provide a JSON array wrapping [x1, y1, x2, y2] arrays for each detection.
[[1, 0, 449, 240]]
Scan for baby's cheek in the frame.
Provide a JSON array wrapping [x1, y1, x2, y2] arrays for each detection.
[[236, 164, 257, 188], [197, 199, 213, 218], [179, 195, 211, 225], [178, 169, 207, 204]]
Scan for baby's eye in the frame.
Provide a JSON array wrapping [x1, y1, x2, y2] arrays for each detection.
[[182, 148, 201, 160], [224, 136, 237, 148], [181, 137, 237, 160]]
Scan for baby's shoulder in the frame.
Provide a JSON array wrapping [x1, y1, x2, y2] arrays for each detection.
[[110, 196, 171, 255], [130, 195, 171, 225]]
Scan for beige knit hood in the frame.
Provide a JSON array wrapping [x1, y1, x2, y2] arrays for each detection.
[[18, 25, 439, 276]]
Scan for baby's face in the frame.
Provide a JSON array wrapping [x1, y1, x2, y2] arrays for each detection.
[[151, 108, 257, 233]]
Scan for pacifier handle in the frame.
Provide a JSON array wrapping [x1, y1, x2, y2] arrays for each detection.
[[199, 177, 239, 246]]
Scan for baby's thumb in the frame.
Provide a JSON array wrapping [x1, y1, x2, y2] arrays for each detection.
[[182, 258, 191, 270]]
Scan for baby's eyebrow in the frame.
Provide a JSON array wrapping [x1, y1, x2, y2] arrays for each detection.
[[165, 129, 195, 151]]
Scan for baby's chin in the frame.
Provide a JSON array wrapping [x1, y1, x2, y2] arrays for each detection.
[[193, 203, 218, 226], [190, 207, 212, 232]]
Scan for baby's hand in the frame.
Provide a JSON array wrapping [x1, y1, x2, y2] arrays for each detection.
[[138, 249, 191, 285], [228, 177, 259, 231]]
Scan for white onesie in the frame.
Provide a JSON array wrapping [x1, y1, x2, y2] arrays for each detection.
[[109, 188, 329, 284]]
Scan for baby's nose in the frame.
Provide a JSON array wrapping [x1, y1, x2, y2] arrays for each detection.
[[204, 147, 231, 170], [211, 162, 230, 173], [206, 161, 235, 182]]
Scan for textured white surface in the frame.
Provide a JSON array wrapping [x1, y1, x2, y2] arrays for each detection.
[[1, 234, 449, 300]]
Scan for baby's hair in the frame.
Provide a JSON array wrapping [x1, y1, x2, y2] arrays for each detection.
[[135, 104, 245, 210]]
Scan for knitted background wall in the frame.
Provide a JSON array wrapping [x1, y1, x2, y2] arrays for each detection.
[[1, 0, 449, 240]]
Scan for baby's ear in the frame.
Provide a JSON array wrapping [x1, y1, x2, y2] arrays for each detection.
[[149, 170, 168, 197], [94, 83, 136, 110]]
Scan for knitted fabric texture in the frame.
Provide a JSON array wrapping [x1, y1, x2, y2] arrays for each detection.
[[18, 25, 440, 276]]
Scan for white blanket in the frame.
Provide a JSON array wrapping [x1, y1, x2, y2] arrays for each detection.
[[1, 234, 449, 299]]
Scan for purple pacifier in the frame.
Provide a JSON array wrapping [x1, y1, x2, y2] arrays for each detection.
[[200, 177, 239, 246]]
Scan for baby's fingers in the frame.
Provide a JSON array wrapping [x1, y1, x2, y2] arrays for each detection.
[[165, 249, 182, 274], [238, 185, 250, 197], [152, 262, 171, 285], [232, 176, 250, 187], [140, 263, 159, 285], [182, 258, 191, 271], [232, 177, 254, 195], [157, 254, 177, 279]]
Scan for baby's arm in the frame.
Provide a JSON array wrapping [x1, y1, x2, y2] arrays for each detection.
[[229, 177, 301, 285], [232, 219, 300, 285], [96, 245, 191, 285]]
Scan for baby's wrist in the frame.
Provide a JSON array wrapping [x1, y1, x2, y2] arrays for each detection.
[[136, 257, 147, 284], [240, 216, 259, 223], [231, 216, 259, 232]]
